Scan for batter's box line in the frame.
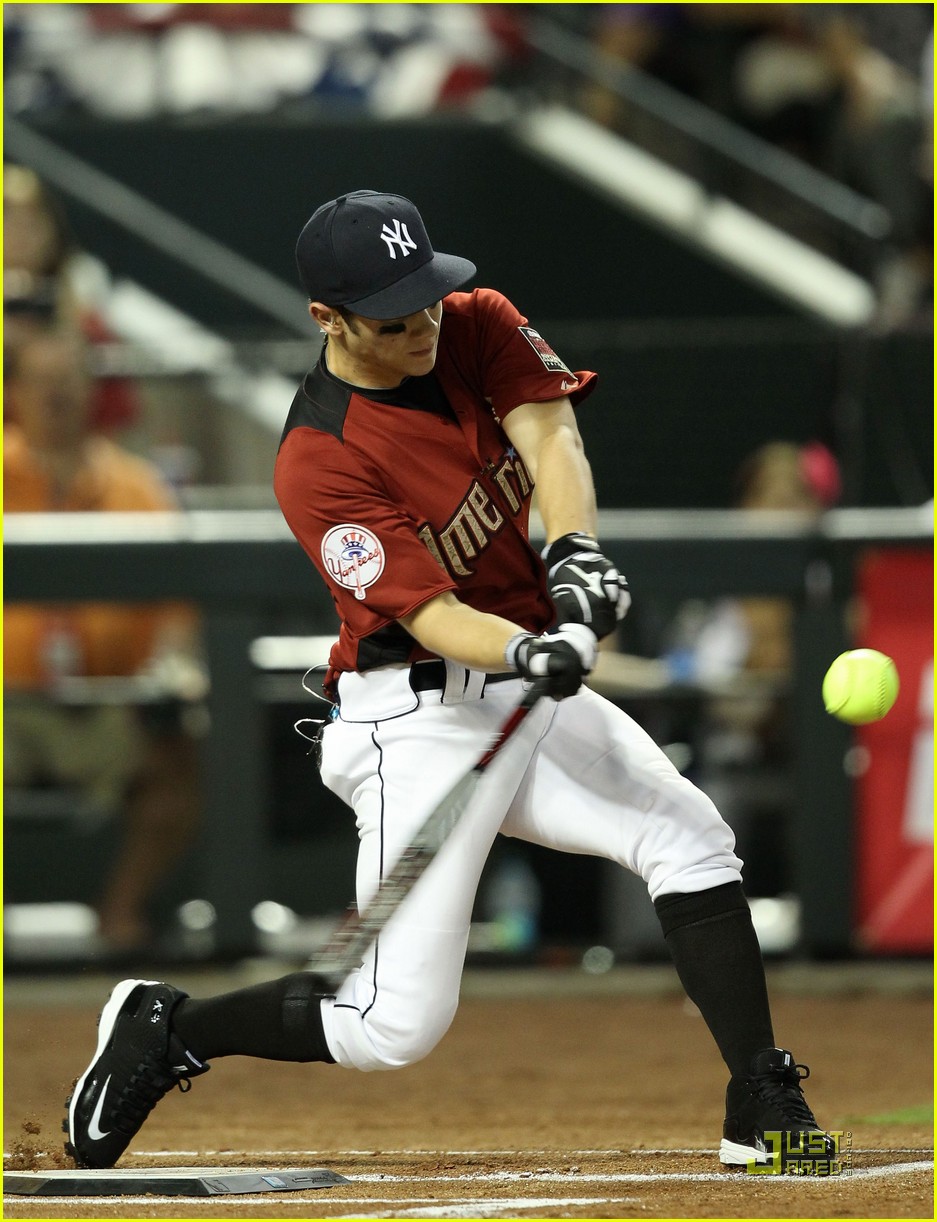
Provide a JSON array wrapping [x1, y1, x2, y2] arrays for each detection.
[[7, 1165, 928, 1209], [341, 1163, 934, 1185], [329, 1197, 643, 1219], [631, 1147, 935, 1155], [0, 1196, 644, 1218], [132, 1145, 934, 1160], [133, 1148, 630, 1158]]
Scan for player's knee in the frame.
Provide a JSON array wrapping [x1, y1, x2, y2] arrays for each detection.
[[633, 777, 742, 900], [365, 997, 458, 1069], [329, 995, 458, 1072]]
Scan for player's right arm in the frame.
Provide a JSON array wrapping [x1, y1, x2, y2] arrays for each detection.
[[400, 591, 596, 698], [400, 591, 525, 673]]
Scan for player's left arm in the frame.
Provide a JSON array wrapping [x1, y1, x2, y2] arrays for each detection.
[[503, 396, 597, 539], [504, 397, 630, 639]]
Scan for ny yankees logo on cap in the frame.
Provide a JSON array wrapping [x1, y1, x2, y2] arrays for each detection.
[[295, 190, 475, 319], [381, 220, 417, 260]]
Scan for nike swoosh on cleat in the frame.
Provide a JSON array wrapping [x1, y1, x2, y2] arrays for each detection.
[[86, 1076, 113, 1141]]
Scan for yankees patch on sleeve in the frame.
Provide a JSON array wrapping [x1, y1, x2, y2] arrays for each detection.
[[321, 524, 385, 601]]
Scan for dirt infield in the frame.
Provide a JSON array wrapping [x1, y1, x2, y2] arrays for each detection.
[[3, 963, 932, 1219]]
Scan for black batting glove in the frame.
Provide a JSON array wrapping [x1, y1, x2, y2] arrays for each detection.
[[541, 532, 631, 640], [505, 623, 598, 700]]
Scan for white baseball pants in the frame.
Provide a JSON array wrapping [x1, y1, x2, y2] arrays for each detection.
[[317, 667, 742, 1072]]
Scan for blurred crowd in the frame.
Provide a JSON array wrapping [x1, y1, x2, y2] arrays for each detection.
[[4, 163, 141, 434], [4, 167, 204, 956], [3, 2, 528, 118], [5, 4, 931, 324], [576, 3, 933, 323]]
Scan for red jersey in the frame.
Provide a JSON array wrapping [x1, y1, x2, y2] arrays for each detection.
[[274, 288, 597, 680]]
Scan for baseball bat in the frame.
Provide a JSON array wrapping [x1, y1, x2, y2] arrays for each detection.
[[306, 681, 547, 984]]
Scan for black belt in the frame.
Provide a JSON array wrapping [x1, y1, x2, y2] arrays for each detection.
[[409, 661, 518, 693]]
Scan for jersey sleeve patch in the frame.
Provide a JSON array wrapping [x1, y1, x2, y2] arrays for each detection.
[[517, 326, 573, 375], [321, 523, 385, 601]]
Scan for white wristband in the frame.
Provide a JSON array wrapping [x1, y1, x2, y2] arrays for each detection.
[[505, 632, 535, 671]]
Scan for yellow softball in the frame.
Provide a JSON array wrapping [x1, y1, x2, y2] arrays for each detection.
[[822, 649, 900, 724]]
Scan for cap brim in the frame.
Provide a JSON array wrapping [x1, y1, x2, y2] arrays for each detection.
[[345, 253, 477, 319]]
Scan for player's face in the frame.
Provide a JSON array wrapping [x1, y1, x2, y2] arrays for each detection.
[[324, 302, 443, 388]]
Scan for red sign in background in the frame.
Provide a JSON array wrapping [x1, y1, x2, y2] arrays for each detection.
[[854, 549, 934, 953]]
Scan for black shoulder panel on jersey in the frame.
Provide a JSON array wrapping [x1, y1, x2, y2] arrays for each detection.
[[355, 622, 416, 671], [367, 373, 456, 421], [279, 365, 351, 449]]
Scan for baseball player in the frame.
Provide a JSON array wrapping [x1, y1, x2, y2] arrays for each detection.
[[67, 190, 833, 1173]]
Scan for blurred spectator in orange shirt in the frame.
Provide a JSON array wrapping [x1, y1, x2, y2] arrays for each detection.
[[4, 326, 202, 954]]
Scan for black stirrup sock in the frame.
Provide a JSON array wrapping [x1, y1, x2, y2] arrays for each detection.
[[172, 972, 337, 1063], [654, 882, 775, 1078]]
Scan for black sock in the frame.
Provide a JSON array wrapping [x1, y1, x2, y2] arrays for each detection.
[[654, 882, 775, 1078], [172, 972, 336, 1063]]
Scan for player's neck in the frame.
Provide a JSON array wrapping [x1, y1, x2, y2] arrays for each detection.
[[323, 341, 403, 392]]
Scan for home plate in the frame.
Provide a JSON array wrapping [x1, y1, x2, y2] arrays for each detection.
[[4, 1167, 350, 1196]]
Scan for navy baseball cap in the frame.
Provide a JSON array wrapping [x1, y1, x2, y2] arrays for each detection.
[[295, 190, 476, 319]]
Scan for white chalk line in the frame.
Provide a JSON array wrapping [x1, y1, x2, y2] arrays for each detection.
[[329, 1198, 641, 1219], [345, 1162, 934, 1184], [631, 1147, 934, 1156], [5, 1160, 930, 1207], [0, 1197, 645, 1217], [130, 1145, 934, 1158], [132, 1148, 629, 1158]]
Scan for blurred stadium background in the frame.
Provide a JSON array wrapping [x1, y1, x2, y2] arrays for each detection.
[[3, 2, 933, 975]]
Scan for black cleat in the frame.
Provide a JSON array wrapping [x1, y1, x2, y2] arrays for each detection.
[[66, 978, 209, 1169], [720, 1047, 837, 1171]]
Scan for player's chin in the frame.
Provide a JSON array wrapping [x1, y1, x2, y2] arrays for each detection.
[[405, 348, 438, 375]]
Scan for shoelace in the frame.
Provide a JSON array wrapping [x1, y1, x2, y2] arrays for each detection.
[[111, 1054, 190, 1135], [750, 1062, 818, 1128]]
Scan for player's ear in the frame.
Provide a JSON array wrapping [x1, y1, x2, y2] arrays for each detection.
[[309, 302, 341, 335]]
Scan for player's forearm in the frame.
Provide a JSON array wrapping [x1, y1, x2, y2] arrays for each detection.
[[533, 423, 598, 543], [504, 399, 598, 542], [399, 592, 522, 672]]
